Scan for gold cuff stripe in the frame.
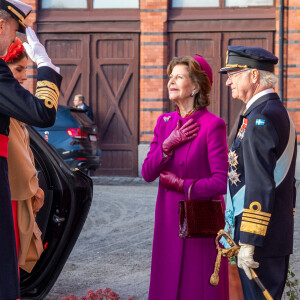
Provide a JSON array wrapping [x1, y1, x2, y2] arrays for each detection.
[[36, 94, 58, 108], [36, 88, 58, 101], [243, 213, 270, 222], [240, 221, 267, 236], [36, 91, 58, 104], [242, 217, 269, 226], [37, 80, 59, 96], [35, 92, 58, 110], [36, 88, 58, 102], [243, 208, 271, 217]]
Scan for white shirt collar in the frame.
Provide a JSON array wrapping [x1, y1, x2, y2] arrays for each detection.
[[77, 104, 85, 109], [246, 88, 275, 110]]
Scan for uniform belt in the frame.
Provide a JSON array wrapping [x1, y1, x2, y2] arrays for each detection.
[[0, 134, 9, 158]]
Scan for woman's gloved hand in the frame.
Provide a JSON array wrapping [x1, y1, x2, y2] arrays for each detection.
[[160, 170, 184, 193], [237, 243, 259, 280], [32, 187, 45, 217], [162, 119, 199, 156], [23, 27, 60, 73]]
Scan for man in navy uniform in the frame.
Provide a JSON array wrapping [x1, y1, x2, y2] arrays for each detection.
[[220, 46, 297, 300], [0, 0, 62, 298]]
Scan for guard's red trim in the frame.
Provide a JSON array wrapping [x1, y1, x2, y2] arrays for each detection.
[[0, 134, 9, 158]]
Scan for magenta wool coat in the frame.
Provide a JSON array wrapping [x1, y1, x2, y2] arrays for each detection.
[[142, 108, 229, 300]]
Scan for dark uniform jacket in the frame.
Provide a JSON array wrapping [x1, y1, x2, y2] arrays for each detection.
[[228, 92, 297, 258], [0, 58, 62, 299], [82, 103, 93, 120]]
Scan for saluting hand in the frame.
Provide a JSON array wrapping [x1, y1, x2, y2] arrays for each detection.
[[162, 119, 199, 156], [160, 170, 184, 193], [23, 27, 60, 73]]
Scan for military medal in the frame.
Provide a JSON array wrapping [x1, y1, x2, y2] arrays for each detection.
[[237, 118, 248, 139], [228, 169, 241, 186], [228, 150, 238, 168], [228, 149, 240, 185]]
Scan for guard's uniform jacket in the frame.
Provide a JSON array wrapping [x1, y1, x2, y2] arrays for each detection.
[[0, 58, 62, 300], [227, 92, 297, 257]]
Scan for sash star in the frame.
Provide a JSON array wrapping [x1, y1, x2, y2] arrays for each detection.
[[228, 169, 241, 185], [228, 150, 238, 168]]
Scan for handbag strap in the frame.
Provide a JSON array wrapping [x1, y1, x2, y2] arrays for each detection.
[[187, 180, 197, 201]]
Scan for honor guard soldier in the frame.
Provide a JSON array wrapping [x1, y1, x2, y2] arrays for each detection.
[[220, 46, 297, 300], [0, 0, 62, 298]]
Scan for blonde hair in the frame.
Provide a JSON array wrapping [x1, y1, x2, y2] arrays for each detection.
[[74, 94, 85, 103]]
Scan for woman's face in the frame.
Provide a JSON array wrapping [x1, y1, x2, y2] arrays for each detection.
[[9, 56, 28, 84], [167, 64, 196, 105]]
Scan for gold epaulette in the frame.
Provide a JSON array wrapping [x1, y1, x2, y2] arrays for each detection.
[[35, 80, 59, 110], [240, 202, 271, 236]]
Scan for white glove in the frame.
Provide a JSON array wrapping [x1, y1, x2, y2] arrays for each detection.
[[23, 27, 60, 73], [237, 243, 259, 280]]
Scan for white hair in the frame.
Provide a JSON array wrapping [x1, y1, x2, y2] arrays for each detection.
[[258, 70, 277, 88], [242, 68, 277, 88]]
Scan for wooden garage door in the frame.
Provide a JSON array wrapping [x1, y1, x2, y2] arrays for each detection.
[[39, 34, 90, 107], [91, 33, 139, 176], [39, 33, 139, 176]]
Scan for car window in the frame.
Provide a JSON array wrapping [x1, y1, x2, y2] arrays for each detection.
[[54, 106, 78, 128], [70, 109, 95, 126]]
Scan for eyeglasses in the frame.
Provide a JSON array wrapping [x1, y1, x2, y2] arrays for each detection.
[[227, 69, 249, 80]]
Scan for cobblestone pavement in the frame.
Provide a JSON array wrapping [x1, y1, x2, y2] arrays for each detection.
[[45, 177, 300, 300]]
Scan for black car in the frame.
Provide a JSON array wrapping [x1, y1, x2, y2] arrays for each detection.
[[20, 126, 93, 299], [34, 105, 101, 172]]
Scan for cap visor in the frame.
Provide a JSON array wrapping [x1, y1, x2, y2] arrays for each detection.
[[219, 66, 241, 74]]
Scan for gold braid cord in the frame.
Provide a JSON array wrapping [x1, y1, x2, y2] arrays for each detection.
[[210, 230, 240, 286]]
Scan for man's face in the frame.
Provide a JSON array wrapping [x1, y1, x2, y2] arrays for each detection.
[[0, 17, 18, 57], [73, 97, 81, 107], [226, 69, 254, 104]]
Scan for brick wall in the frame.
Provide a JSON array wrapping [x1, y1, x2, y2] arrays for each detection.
[[139, 0, 169, 145], [275, 0, 300, 143]]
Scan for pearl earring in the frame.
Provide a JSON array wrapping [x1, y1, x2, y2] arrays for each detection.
[[190, 91, 195, 97]]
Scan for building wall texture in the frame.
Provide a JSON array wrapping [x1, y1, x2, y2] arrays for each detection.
[[275, 0, 300, 143], [22, 0, 299, 175]]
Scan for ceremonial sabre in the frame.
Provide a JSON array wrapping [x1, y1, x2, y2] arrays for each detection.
[[210, 230, 273, 300]]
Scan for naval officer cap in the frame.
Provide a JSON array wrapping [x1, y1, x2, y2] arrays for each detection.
[[0, 0, 32, 33], [219, 46, 278, 74]]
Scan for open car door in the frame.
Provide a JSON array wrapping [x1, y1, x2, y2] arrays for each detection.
[[20, 126, 93, 299]]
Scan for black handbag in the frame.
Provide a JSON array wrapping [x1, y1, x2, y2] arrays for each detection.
[[179, 181, 225, 238]]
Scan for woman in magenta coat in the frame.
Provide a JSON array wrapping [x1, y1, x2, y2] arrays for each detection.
[[142, 56, 229, 300]]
